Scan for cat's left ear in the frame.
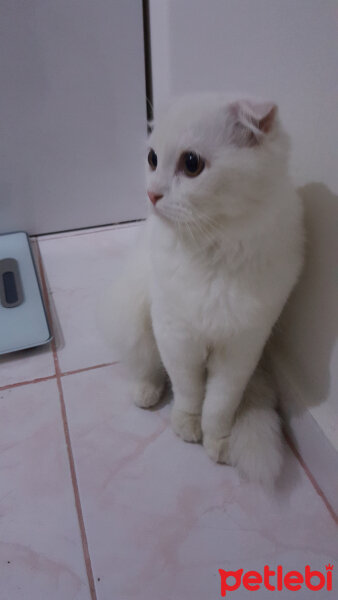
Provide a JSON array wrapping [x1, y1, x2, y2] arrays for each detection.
[[227, 100, 277, 148]]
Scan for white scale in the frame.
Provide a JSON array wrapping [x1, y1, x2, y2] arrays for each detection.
[[0, 232, 52, 355]]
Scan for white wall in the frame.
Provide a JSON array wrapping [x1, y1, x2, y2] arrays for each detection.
[[150, 0, 338, 448], [0, 0, 147, 234]]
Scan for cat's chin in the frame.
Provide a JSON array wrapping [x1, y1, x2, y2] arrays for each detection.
[[150, 204, 176, 224]]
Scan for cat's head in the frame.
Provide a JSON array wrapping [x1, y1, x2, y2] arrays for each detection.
[[146, 93, 289, 229]]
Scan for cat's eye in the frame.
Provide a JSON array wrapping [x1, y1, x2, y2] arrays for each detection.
[[147, 148, 157, 171], [178, 151, 205, 177]]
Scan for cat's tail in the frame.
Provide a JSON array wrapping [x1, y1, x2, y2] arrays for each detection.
[[229, 365, 283, 487]]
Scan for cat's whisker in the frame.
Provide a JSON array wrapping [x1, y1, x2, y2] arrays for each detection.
[[197, 215, 225, 245], [190, 215, 220, 250], [196, 210, 223, 232], [185, 221, 199, 247], [165, 204, 221, 253], [177, 218, 184, 245]]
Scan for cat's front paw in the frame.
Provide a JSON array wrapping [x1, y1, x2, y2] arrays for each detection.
[[133, 380, 165, 409], [203, 435, 231, 464], [171, 407, 202, 443]]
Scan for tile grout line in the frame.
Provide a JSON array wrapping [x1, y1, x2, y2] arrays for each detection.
[[35, 240, 98, 600], [285, 432, 338, 525], [61, 361, 119, 378], [0, 361, 119, 392], [53, 348, 98, 600], [0, 374, 56, 392]]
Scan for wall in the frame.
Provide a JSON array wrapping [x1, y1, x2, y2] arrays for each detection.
[[0, 0, 147, 234], [149, 1, 338, 453]]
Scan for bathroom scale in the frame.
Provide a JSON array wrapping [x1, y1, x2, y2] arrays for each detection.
[[0, 232, 52, 355]]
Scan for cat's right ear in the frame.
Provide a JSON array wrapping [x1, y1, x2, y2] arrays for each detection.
[[226, 100, 277, 148]]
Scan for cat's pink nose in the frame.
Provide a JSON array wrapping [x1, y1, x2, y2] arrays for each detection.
[[148, 191, 163, 205]]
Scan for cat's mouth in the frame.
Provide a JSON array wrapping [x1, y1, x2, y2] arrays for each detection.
[[150, 201, 187, 225], [150, 202, 174, 222]]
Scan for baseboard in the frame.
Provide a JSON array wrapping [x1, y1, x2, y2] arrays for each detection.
[[270, 346, 338, 518]]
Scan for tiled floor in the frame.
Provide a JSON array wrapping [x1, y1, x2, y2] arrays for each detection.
[[0, 224, 337, 600]]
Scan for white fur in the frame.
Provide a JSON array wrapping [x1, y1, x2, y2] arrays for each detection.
[[100, 93, 304, 486]]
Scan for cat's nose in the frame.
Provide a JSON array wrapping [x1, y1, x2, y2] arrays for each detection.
[[147, 191, 163, 205]]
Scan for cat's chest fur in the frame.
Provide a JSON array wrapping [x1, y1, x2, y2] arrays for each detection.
[[148, 218, 271, 340]]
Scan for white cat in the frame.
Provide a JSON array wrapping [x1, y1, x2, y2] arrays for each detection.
[[100, 93, 304, 486]]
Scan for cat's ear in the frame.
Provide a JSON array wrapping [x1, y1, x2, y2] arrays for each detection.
[[227, 100, 277, 148]]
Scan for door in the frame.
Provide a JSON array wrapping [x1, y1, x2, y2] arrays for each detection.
[[0, 0, 147, 234]]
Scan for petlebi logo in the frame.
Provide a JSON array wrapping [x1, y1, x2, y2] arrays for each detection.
[[218, 564, 334, 596]]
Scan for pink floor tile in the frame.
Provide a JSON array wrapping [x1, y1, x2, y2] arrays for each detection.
[[0, 379, 91, 599], [0, 345, 55, 388], [38, 224, 141, 373], [63, 365, 338, 600], [4, 225, 335, 599]]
